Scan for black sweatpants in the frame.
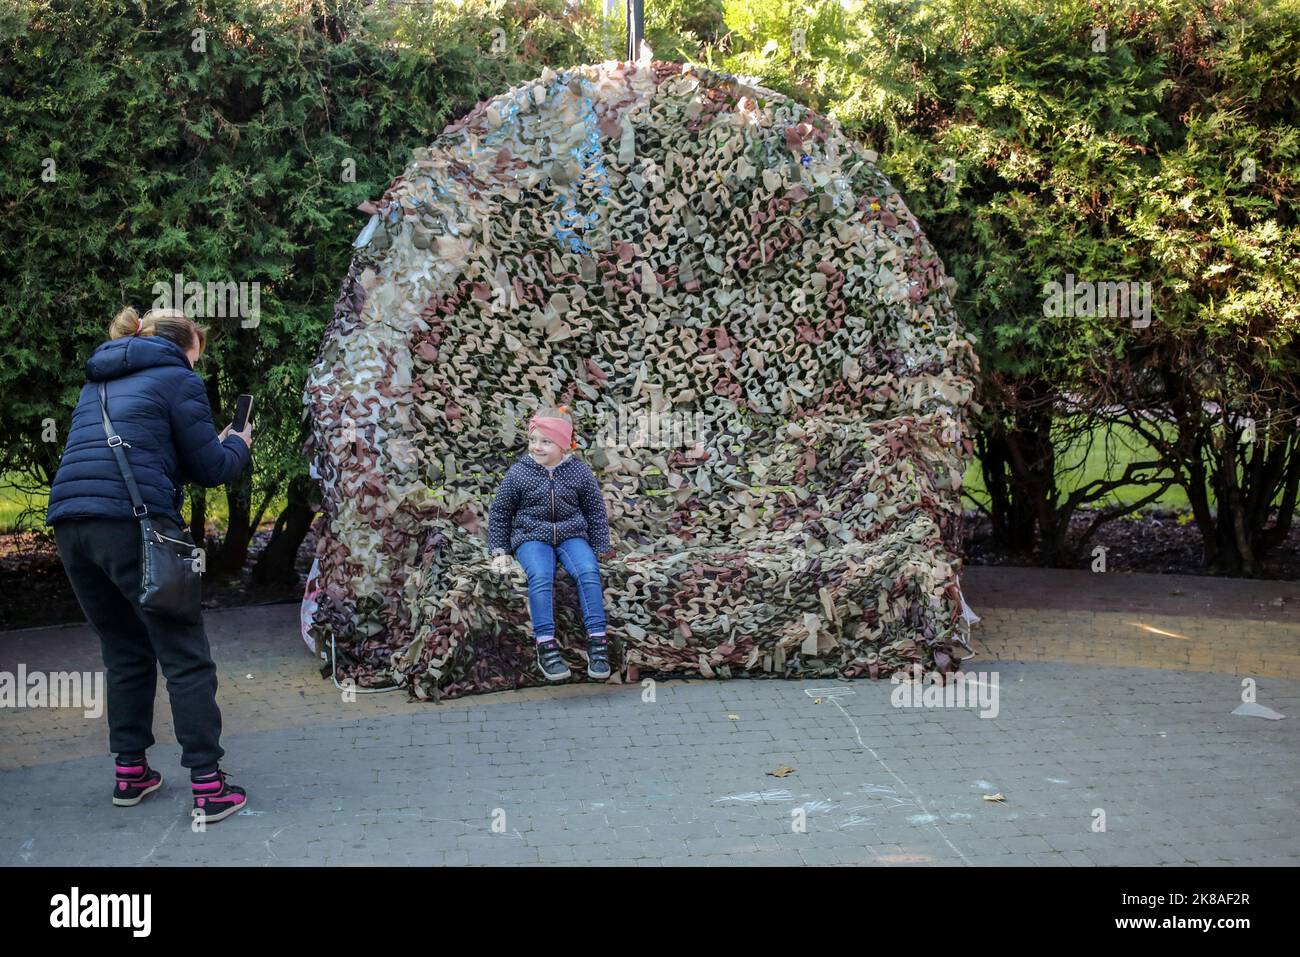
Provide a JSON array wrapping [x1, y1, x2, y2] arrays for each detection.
[[53, 518, 223, 773]]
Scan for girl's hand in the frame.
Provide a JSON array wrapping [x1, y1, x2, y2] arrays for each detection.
[[490, 554, 515, 575], [598, 549, 616, 561]]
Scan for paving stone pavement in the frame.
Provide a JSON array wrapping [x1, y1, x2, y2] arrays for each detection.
[[2, 600, 1298, 866], [961, 567, 1300, 679]]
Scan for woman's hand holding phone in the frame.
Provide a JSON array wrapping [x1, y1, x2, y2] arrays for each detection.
[[219, 422, 254, 448]]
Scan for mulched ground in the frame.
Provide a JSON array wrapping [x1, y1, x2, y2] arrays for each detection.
[[0, 522, 320, 632], [962, 506, 1300, 580], [1, 506, 1294, 631]]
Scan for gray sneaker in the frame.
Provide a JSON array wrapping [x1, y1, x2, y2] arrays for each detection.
[[536, 639, 571, 681], [586, 636, 611, 680]]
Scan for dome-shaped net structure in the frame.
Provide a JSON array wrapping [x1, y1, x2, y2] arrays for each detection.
[[303, 60, 980, 700]]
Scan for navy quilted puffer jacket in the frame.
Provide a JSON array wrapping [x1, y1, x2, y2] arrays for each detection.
[[488, 453, 611, 556], [45, 336, 251, 527]]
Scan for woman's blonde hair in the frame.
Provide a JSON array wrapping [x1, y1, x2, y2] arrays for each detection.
[[109, 306, 208, 356]]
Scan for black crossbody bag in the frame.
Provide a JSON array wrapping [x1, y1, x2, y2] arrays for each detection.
[[98, 382, 204, 624]]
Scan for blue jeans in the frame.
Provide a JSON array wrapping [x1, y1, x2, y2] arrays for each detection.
[[515, 538, 607, 641]]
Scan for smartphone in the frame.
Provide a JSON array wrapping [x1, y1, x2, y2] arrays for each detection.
[[231, 394, 254, 433]]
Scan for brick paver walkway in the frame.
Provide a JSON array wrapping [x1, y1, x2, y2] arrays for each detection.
[[2, 570, 1297, 866]]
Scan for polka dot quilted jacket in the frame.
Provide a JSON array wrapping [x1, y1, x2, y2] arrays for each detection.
[[487, 453, 611, 556]]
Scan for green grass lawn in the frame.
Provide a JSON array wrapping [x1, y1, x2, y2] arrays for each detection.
[[0, 481, 287, 534], [0, 476, 49, 531], [960, 420, 1194, 515]]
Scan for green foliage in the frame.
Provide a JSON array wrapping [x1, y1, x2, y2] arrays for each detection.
[[0, 0, 614, 532], [702, 0, 1298, 566], [1, 0, 1295, 564]]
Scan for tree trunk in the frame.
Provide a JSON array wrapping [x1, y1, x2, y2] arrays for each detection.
[[981, 401, 1055, 558], [1259, 434, 1299, 550], [212, 469, 253, 576], [1016, 407, 1061, 563], [979, 427, 1039, 555], [249, 481, 280, 537], [189, 488, 207, 552], [251, 473, 319, 585]]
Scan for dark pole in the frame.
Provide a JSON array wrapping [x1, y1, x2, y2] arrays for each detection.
[[626, 0, 644, 61]]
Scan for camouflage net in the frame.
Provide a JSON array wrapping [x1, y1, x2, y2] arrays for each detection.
[[303, 60, 981, 700]]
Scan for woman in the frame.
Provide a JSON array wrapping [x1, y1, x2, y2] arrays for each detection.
[[46, 306, 253, 825]]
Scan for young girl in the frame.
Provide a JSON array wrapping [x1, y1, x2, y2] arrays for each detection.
[[488, 406, 614, 681]]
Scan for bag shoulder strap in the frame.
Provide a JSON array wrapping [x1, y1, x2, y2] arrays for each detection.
[[97, 382, 149, 518]]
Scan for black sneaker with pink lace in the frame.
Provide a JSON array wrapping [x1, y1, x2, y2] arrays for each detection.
[[113, 760, 163, 807], [191, 769, 247, 824]]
